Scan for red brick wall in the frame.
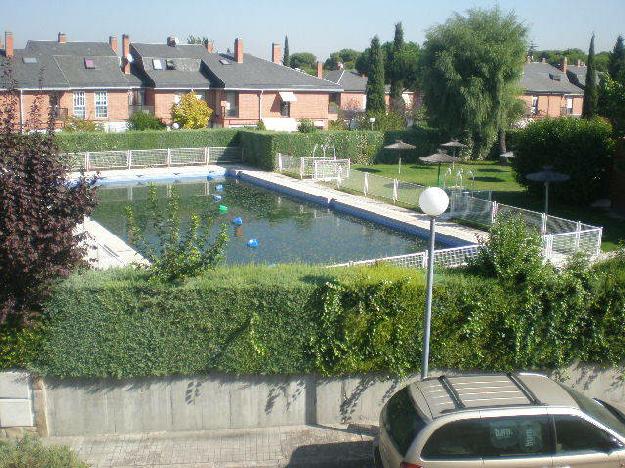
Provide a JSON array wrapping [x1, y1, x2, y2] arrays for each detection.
[[339, 93, 366, 111], [67, 90, 128, 121], [521, 93, 584, 118]]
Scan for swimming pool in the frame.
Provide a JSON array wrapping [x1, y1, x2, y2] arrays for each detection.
[[92, 177, 441, 265]]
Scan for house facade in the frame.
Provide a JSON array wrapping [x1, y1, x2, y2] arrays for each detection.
[[127, 37, 341, 130], [521, 58, 584, 118], [0, 31, 141, 131]]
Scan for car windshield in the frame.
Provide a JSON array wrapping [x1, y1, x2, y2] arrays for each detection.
[[562, 385, 625, 437]]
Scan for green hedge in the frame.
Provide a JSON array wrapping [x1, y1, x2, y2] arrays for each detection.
[[5, 253, 624, 379], [239, 127, 443, 170], [55, 128, 240, 153], [510, 117, 615, 204]]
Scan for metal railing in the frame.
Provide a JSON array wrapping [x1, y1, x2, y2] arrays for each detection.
[[66, 146, 242, 172], [331, 245, 480, 269], [275, 153, 350, 181]]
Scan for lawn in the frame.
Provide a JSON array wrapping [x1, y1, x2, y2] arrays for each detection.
[[354, 161, 624, 251]]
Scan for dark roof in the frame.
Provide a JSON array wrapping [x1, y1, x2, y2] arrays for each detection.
[[566, 65, 602, 89], [1, 40, 139, 89], [522, 62, 583, 95], [324, 69, 367, 92], [130, 43, 341, 91]]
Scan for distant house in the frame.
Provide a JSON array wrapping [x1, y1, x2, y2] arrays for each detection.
[[566, 59, 602, 89], [0, 31, 140, 131], [521, 58, 584, 118], [322, 66, 419, 118], [128, 37, 341, 130]]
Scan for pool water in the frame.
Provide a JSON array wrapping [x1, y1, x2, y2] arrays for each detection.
[[92, 177, 438, 265]]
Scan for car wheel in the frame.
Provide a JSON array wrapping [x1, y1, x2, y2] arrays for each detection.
[[373, 445, 383, 468]]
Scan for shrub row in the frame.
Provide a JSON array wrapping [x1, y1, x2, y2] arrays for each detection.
[[55, 128, 240, 153], [4, 253, 624, 379]]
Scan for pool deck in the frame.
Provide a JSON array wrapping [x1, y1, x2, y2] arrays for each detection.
[[235, 169, 484, 247], [80, 217, 149, 269]]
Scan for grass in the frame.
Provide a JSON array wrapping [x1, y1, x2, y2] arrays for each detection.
[[354, 161, 625, 251]]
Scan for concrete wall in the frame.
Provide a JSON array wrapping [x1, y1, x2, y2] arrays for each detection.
[[4, 364, 625, 437], [0, 371, 37, 438]]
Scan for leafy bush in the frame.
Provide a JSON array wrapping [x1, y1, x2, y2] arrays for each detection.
[[355, 111, 407, 131], [297, 119, 317, 133], [126, 184, 228, 282], [255, 120, 266, 131], [127, 111, 166, 131], [55, 128, 240, 153], [328, 119, 348, 130], [511, 117, 615, 204], [0, 435, 87, 468], [599, 76, 625, 137], [61, 116, 101, 132], [171, 93, 213, 129]]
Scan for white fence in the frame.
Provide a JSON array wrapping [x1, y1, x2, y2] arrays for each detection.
[[275, 153, 351, 181], [331, 245, 480, 269], [67, 146, 242, 172]]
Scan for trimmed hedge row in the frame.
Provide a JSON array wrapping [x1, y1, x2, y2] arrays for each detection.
[[6, 254, 624, 379], [55, 128, 240, 153]]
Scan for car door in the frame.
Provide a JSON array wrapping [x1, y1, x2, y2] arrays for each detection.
[[416, 418, 485, 467], [481, 414, 554, 467], [551, 414, 624, 467]]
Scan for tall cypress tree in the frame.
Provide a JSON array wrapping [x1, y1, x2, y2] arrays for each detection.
[[582, 34, 598, 118], [608, 35, 625, 84], [283, 36, 290, 67], [389, 22, 405, 112], [366, 35, 386, 113]]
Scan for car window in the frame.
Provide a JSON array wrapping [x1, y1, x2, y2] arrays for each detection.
[[385, 387, 427, 455], [421, 419, 485, 460], [559, 385, 625, 438], [554, 415, 624, 455], [482, 416, 553, 458]]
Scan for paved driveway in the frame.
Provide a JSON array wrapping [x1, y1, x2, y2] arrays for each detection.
[[46, 424, 376, 467]]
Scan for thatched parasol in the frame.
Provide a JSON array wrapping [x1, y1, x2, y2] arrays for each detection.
[[419, 152, 462, 186]]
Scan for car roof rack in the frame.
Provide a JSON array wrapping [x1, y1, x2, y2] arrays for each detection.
[[419, 373, 543, 417]]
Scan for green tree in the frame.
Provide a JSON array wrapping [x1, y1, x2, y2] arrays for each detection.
[[599, 76, 625, 136], [289, 52, 317, 74], [324, 49, 361, 70], [186, 35, 210, 47], [582, 34, 599, 118], [608, 35, 625, 84], [420, 7, 527, 158], [283, 35, 290, 67], [171, 92, 213, 129], [366, 36, 386, 113], [389, 22, 405, 112]]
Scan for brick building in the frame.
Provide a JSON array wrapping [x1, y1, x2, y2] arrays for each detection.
[[0, 31, 141, 131], [521, 58, 584, 118], [127, 36, 341, 130]]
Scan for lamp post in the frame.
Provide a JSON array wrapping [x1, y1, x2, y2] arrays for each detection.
[[369, 117, 376, 131], [418, 187, 450, 380]]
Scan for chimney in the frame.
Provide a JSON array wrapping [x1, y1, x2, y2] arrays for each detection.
[[234, 37, 243, 63], [205, 40, 214, 53], [561, 56, 568, 74], [58, 32, 66, 44], [122, 34, 130, 74], [167, 36, 176, 47], [272, 42, 281, 64], [4, 31, 13, 58], [317, 61, 323, 79], [541, 57, 546, 63], [109, 35, 118, 54]]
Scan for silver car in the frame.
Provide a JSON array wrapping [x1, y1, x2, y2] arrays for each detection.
[[374, 373, 625, 467]]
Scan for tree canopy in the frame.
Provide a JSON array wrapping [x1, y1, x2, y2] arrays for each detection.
[[420, 7, 527, 158], [289, 52, 317, 75], [324, 49, 361, 71], [365, 36, 386, 113], [283, 36, 290, 67], [389, 22, 405, 111], [582, 34, 599, 118], [608, 35, 625, 84], [533, 47, 610, 72], [186, 35, 210, 47]]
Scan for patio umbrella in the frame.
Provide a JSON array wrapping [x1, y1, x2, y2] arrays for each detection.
[[419, 152, 461, 186], [384, 140, 416, 174], [440, 139, 468, 157], [526, 166, 570, 214]]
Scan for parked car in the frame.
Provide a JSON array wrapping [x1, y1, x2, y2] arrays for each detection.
[[374, 373, 625, 467]]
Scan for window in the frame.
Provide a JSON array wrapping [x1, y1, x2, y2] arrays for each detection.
[[482, 416, 552, 458], [561, 386, 625, 437], [531, 96, 538, 114], [152, 59, 163, 70], [422, 419, 485, 460], [129, 89, 145, 106], [280, 101, 290, 117], [225, 91, 238, 117], [554, 415, 623, 455], [84, 58, 95, 69], [95, 91, 108, 118], [22, 57, 37, 64], [384, 388, 426, 456], [73, 91, 85, 118]]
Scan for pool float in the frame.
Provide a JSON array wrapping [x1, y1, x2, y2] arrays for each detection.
[[231, 217, 243, 226], [212, 194, 222, 201], [218, 205, 228, 214], [246, 239, 259, 248]]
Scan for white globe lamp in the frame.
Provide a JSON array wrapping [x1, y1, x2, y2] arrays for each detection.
[[418, 187, 449, 217]]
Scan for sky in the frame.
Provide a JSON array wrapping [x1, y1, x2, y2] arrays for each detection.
[[3, 0, 625, 60]]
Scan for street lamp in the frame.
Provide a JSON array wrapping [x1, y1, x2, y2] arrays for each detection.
[[418, 187, 450, 380], [369, 117, 376, 131]]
